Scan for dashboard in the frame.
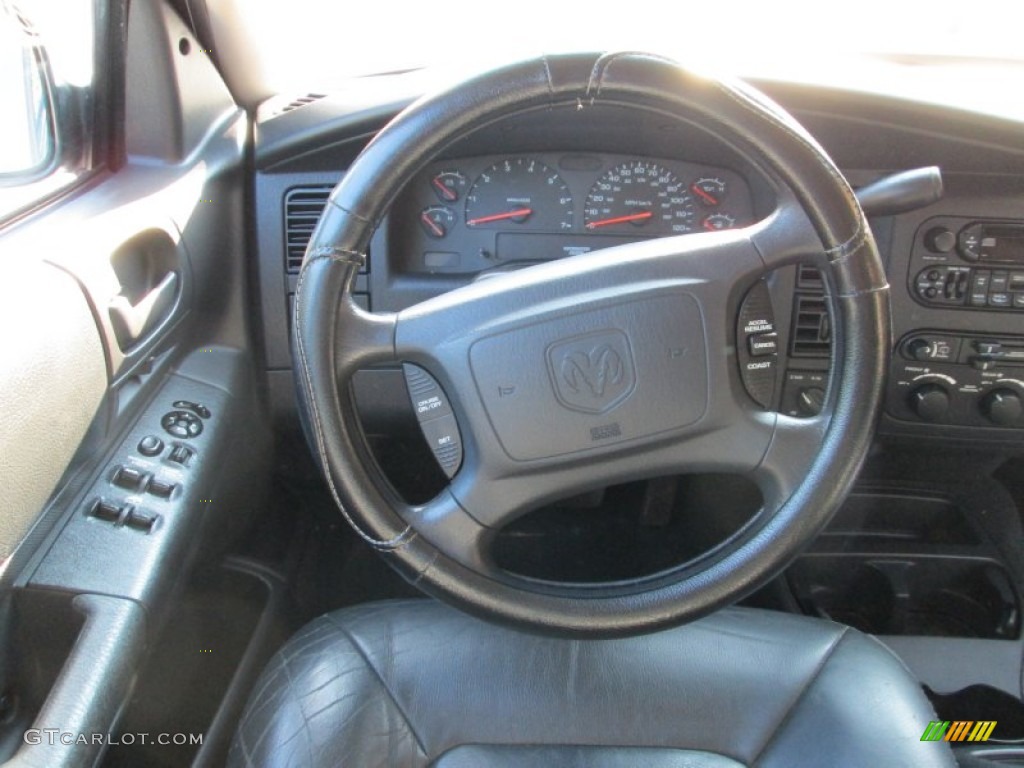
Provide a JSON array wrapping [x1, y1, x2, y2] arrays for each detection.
[[389, 154, 752, 275], [253, 81, 1024, 452]]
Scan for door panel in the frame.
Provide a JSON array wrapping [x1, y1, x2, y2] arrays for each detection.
[[0, 259, 106, 562], [0, 2, 260, 764], [0, 0, 244, 567]]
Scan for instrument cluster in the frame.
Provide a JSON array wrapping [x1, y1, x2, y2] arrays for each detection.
[[391, 153, 754, 274]]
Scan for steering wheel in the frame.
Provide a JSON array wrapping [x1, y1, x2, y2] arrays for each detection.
[[293, 52, 889, 637]]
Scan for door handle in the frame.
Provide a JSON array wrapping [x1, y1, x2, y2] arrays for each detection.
[[108, 270, 178, 349]]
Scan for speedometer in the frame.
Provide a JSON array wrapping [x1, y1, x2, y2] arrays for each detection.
[[584, 161, 695, 235]]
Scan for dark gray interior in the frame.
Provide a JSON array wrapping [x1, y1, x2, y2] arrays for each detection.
[[1, 0, 1023, 765]]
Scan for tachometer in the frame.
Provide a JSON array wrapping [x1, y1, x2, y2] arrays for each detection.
[[464, 158, 573, 231], [584, 161, 695, 235]]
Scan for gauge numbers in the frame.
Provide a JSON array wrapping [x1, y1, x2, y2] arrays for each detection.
[[464, 158, 573, 231], [585, 161, 695, 235]]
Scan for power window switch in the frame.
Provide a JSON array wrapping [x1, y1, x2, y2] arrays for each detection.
[[146, 478, 177, 499], [112, 466, 148, 492], [90, 499, 124, 523], [126, 509, 158, 533]]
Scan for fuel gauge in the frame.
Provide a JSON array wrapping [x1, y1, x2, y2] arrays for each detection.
[[691, 177, 727, 207], [419, 206, 454, 238]]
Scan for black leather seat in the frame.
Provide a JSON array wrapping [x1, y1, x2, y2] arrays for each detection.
[[228, 600, 955, 767]]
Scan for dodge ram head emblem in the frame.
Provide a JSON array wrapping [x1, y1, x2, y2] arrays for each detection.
[[547, 330, 636, 414]]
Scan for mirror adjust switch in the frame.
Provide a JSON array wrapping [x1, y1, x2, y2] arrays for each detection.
[[172, 400, 211, 419]]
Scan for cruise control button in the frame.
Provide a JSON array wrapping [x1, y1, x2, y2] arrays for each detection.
[[419, 414, 463, 479], [403, 364, 462, 477], [748, 333, 778, 357], [403, 364, 453, 420]]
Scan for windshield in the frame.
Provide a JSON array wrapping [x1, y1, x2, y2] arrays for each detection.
[[234, 0, 1024, 89]]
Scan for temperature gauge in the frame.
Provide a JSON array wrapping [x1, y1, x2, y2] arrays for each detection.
[[419, 206, 454, 239], [691, 177, 727, 207], [702, 213, 736, 231], [430, 171, 467, 203]]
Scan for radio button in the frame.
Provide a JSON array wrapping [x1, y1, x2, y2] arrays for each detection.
[[959, 225, 982, 261], [971, 271, 991, 292], [991, 271, 1010, 292], [925, 227, 957, 254], [974, 341, 1002, 355], [1014, 294, 1024, 309], [989, 292, 1012, 308]]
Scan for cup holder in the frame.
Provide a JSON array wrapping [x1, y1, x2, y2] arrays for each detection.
[[802, 561, 895, 635], [789, 556, 1020, 639]]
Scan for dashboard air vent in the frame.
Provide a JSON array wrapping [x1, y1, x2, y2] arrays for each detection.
[[281, 93, 326, 113], [790, 294, 831, 358], [284, 185, 332, 273], [796, 264, 824, 291]]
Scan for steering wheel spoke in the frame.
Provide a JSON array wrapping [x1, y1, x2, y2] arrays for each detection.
[[404, 490, 499, 576], [751, 412, 830, 511], [748, 187, 832, 273]]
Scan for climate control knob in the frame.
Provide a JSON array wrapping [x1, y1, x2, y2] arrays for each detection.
[[909, 384, 950, 422], [980, 388, 1022, 427], [797, 387, 826, 416]]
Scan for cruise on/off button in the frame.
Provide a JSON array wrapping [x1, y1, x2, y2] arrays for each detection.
[[402, 364, 463, 479]]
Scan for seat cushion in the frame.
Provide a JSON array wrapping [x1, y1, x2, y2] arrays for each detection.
[[228, 599, 955, 767]]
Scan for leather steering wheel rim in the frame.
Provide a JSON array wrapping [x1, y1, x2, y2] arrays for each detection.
[[293, 52, 890, 638]]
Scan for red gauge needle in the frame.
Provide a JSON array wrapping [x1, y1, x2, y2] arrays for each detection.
[[585, 211, 653, 229], [466, 207, 533, 226], [420, 212, 445, 237], [691, 184, 719, 206], [432, 177, 456, 201]]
